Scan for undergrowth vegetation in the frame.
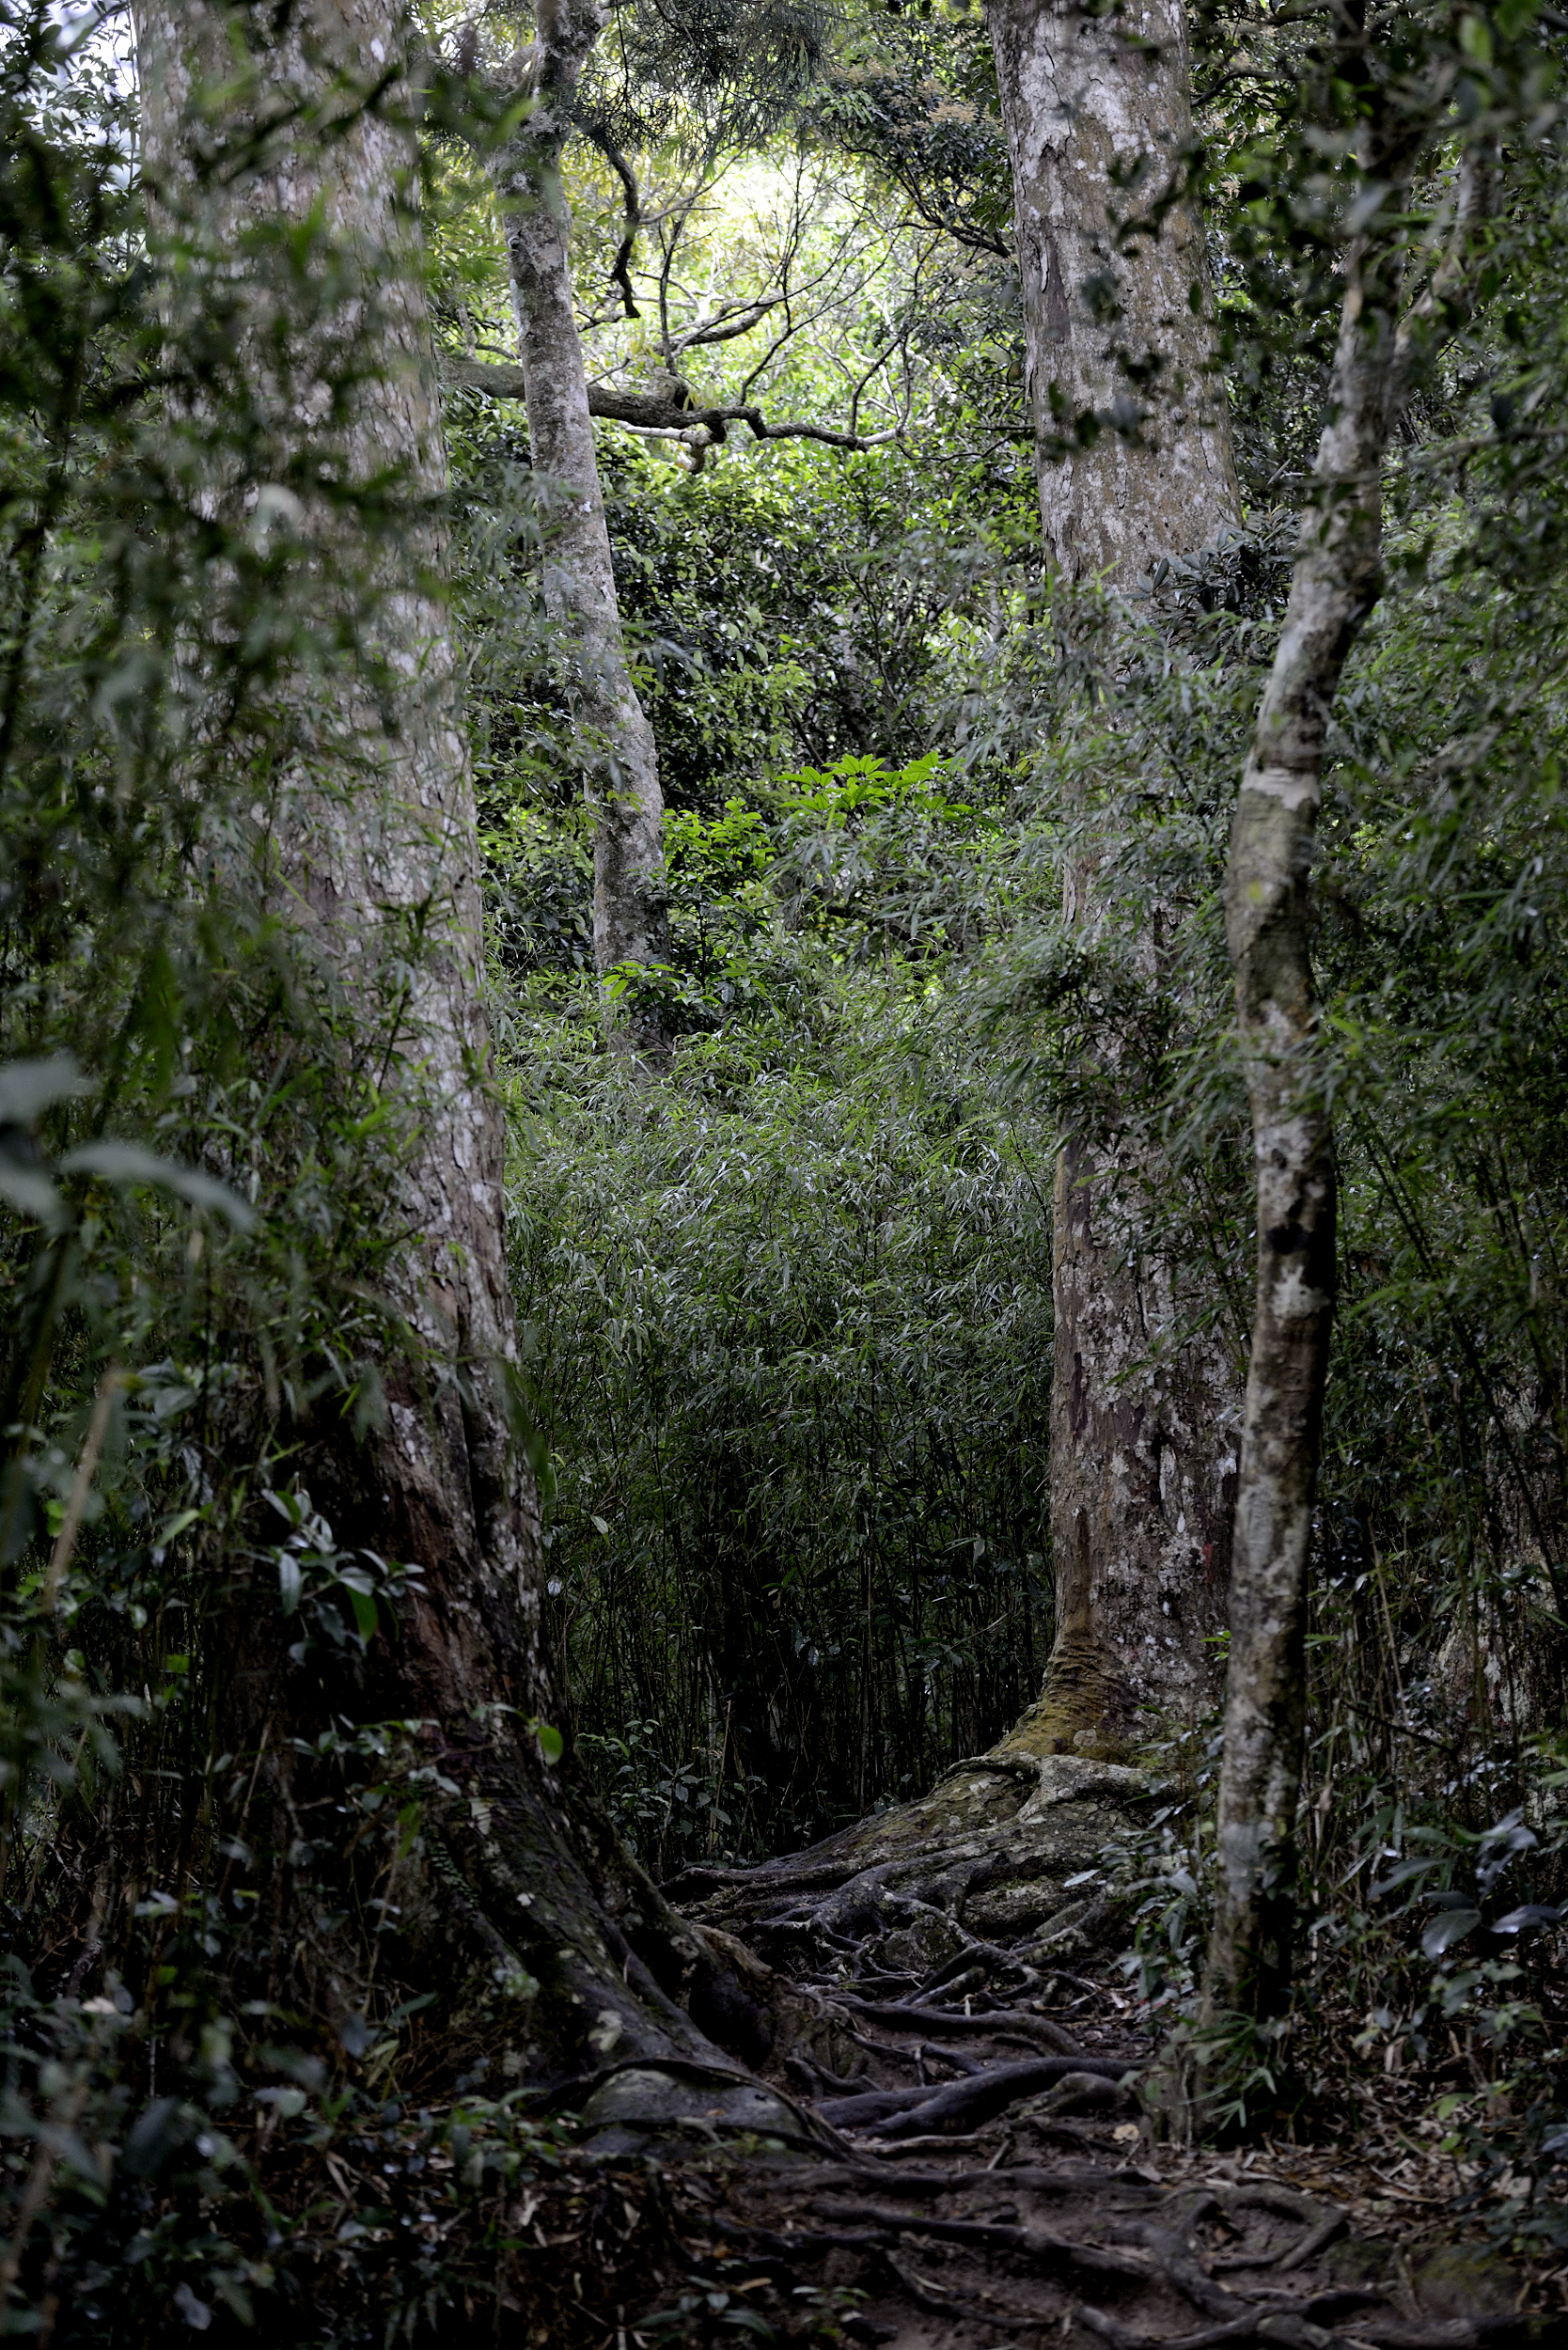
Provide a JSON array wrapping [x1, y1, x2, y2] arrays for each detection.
[[0, 0, 1566, 2334]]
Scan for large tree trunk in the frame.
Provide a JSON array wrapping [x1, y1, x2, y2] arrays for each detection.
[[985, 0, 1237, 583], [984, 0, 1242, 1761], [682, 6, 1246, 1970], [488, 0, 669, 995], [132, 0, 767, 2100]]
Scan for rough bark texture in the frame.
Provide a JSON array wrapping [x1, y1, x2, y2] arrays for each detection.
[[1202, 240, 1399, 2027], [984, 0, 1241, 1760], [487, 0, 668, 990], [985, 0, 1236, 583], [133, 0, 770, 2101]]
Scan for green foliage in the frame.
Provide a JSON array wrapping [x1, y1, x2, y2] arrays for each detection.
[[602, 436, 1031, 800], [502, 115, 1568, 2126], [0, 14, 539, 2335], [507, 949, 1054, 1861], [0, 0, 1566, 2325]]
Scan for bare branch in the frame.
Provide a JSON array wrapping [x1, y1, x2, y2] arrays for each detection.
[[727, 401, 909, 451], [842, 329, 904, 441], [580, 122, 642, 320], [669, 294, 787, 353], [444, 357, 914, 453], [656, 202, 684, 369]]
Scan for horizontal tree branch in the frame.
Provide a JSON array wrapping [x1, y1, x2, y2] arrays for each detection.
[[443, 357, 910, 452]]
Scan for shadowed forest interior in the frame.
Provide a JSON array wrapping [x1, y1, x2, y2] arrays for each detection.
[[2, 0, 1568, 2337]]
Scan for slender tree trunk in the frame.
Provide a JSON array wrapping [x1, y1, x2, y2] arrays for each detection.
[[984, 0, 1243, 1760], [1202, 110, 1494, 2029], [488, 0, 669, 992], [1201, 238, 1416, 2027], [133, 0, 765, 2091]]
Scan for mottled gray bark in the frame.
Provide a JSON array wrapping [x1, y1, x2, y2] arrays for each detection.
[[1199, 281, 1377, 2019], [985, 0, 1236, 582], [133, 0, 767, 2090], [487, 0, 669, 992], [1204, 144, 1490, 2025], [984, 0, 1241, 1761]]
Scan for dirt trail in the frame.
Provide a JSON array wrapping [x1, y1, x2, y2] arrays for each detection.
[[479, 1981, 1556, 2347], [666, 2068, 1545, 2348], [403, 1755, 1560, 2342], [580, 1754, 1561, 2346]]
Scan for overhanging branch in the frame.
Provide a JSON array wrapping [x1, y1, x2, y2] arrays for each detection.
[[580, 121, 642, 320], [444, 357, 913, 453]]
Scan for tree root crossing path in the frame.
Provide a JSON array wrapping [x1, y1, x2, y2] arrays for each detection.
[[525, 1757, 1557, 2346]]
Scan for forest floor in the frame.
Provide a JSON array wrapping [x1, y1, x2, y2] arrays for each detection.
[[261, 1760, 1568, 2345], [278, 1949, 1568, 2344], [462, 1941, 1568, 2348]]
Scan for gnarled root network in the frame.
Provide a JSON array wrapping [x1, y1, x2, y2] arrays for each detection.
[[613, 1751, 1544, 2349]]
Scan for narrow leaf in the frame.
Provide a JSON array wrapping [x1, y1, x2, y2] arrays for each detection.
[[0, 1055, 90, 1125], [0, 1156, 61, 1220], [60, 1140, 255, 1229]]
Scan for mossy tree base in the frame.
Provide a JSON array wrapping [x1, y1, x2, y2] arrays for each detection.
[[668, 1753, 1152, 1989]]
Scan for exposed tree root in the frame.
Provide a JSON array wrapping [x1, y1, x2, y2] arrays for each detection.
[[671, 1750, 1152, 1992], [226, 2076, 1555, 2346], [666, 2138, 1544, 2348], [595, 1758, 1560, 2348], [815, 2054, 1139, 2138], [829, 1995, 1090, 2051], [218, 1758, 1556, 2344]]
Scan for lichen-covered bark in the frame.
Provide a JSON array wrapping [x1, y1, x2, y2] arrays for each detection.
[[488, 0, 668, 993], [132, 0, 761, 2092], [1202, 129, 1494, 2029], [996, 1133, 1238, 1760], [984, 0, 1240, 1759], [1202, 237, 1399, 2025], [984, 0, 1236, 583]]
